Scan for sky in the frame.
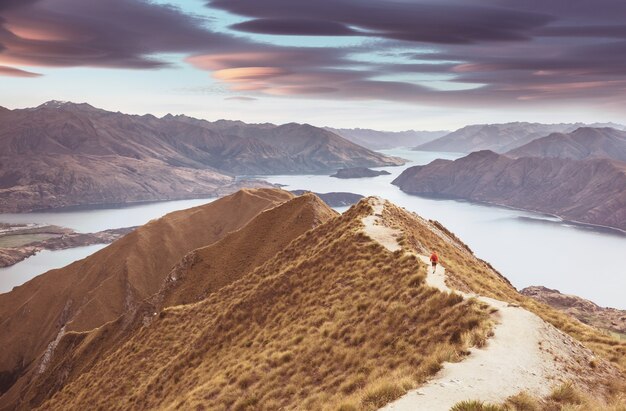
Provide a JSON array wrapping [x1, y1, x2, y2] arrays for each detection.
[[1, 0, 625, 131]]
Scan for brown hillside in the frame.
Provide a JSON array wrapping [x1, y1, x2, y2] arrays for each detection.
[[2, 193, 337, 410], [38, 201, 498, 410], [5, 195, 625, 410], [381, 203, 626, 374], [161, 193, 338, 307], [0, 188, 293, 399], [40, 198, 625, 410]]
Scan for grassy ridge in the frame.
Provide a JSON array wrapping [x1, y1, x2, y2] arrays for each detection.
[[43, 202, 492, 410]]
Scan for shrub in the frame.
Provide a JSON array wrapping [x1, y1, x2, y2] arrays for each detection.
[[361, 382, 406, 408], [549, 382, 584, 405], [450, 400, 508, 411], [505, 392, 539, 411]]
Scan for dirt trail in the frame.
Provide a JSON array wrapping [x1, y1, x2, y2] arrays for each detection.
[[361, 197, 606, 411]]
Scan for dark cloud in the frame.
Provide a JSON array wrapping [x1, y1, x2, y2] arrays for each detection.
[[210, 0, 553, 44], [0, 0, 242, 69], [231, 19, 358, 36], [0, 64, 41, 77], [2, 0, 626, 109], [198, 0, 626, 107]]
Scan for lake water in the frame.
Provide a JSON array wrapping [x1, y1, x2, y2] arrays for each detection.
[[0, 245, 107, 294], [0, 197, 217, 233], [0, 198, 216, 293], [1, 149, 624, 308], [258, 148, 626, 309]]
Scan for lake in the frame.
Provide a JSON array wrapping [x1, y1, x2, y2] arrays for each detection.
[[1, 149, 624, 309], [258, 148, 626, 309]]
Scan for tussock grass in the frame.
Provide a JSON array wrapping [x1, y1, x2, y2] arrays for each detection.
[[43, 201, 492, 410], [381, 203, 626, 380], [451, 400, 507, 411], [458, 382, 626, 410]]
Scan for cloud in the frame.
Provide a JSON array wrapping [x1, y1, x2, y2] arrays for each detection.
[[209, 0, 553, 44], [200, 0, 626, 107], [231, 19, 359, 36], [2, 0, 626, 110], [0, 65, 41, 77], [0, 0, 242, 69]]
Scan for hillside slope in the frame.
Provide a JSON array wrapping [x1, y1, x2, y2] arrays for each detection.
[[1, 192, 337, 410], [414, 122, 625, 154], [35, 199, 495, 410], [392, 151, 626, 231], [327, 127, 447, 150], [507, 127, 626, 162], [16, 197, 623, 410], [0, 102, 402, 212], [0, 188, 293, 399]]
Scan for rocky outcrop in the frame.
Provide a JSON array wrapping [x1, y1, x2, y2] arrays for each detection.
[[392, 151, 626, 231], [522, 286, 626, 335], [331, 167, 391, 178]]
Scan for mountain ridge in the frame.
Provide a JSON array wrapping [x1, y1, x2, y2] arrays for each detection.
[[415, 122, 626, 153], [327, 127, 448, 150], [507, 127, 626, 162], [0, 188, 295, 400], [392, 152, 626, 231], [0, 102, 402, 212]]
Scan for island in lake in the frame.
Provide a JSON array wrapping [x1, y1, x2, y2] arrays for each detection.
[[330, 167, 391, 179], [0, 223, 135, 267]]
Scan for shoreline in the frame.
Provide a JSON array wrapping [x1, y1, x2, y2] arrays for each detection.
[[393, 190, 626, 236], [0, 226, 135, 268]]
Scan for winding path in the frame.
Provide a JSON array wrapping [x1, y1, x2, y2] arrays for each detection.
[[361, 197, 597, 411]]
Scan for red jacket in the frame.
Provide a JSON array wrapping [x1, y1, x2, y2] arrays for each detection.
[[430, 253, 439, 263]]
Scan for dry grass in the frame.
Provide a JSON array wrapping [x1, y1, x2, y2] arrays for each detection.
[[460, 382, 626, 411], [382, 203, 626, 380], [451, 400, 508, 411], [42, 201, 492, 410]]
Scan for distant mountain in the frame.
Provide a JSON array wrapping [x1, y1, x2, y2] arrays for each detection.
[[393, 151, 626, 231], [327, 127, 448, 150], [162, 116, 404, 174], [0, 102, 402, 212], [415, 122, 626, 154], [507, 127, 626, 163]]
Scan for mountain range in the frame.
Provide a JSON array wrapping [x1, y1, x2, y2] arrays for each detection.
[[392, 150, 626, 231], [507, 127, 626, 162], [327, 127, 448, 150], [0, 189, 623, 409], [0, 102, 402, 212], [415, 122, 626, 153]]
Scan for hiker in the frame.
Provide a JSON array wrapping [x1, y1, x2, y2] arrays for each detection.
[[430, 251, 439, 273]]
